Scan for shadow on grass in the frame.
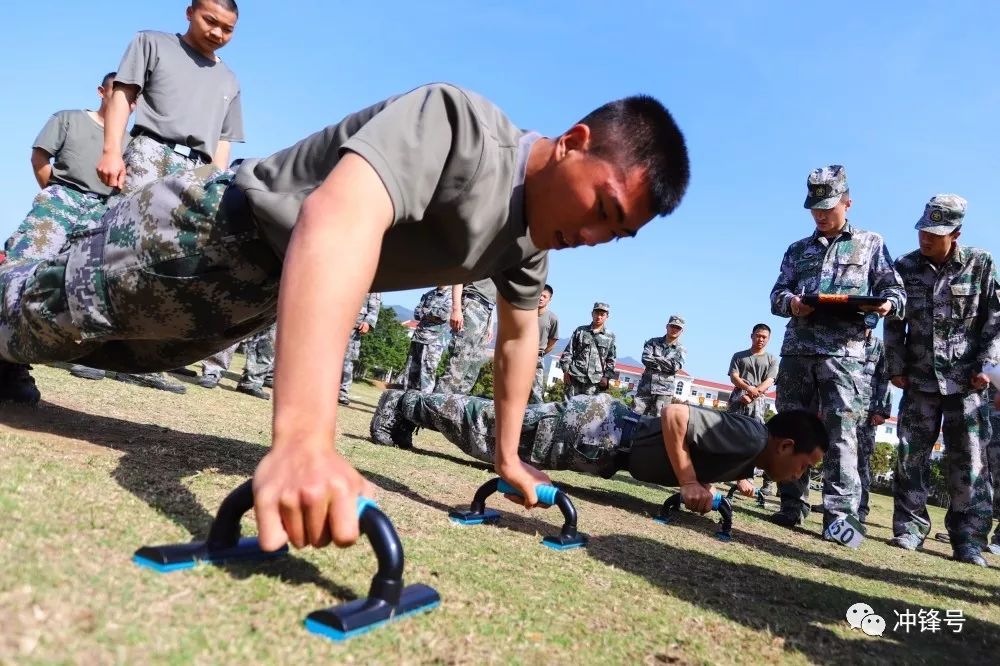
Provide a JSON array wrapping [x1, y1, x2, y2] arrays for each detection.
[[358, 467, 574, 543], [0, 401, 362, 604], [587, 534, 1000, 664]]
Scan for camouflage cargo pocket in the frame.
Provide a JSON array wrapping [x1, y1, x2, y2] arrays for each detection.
[[63, 224, 116, 340]]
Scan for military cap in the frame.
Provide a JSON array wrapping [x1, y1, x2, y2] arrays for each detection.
[[915, 194, 966, 236], [803, 165, 848, 210], [667, 315, 685, 328], [592, 302, 610, 313]]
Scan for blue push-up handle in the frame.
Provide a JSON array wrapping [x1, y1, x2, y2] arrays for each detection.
[[711, 493, 722, 511], [496, 480, 560, 507], [656, 490, 734, 541]]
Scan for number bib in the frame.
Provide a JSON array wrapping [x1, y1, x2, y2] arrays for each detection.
[[823, 515, 865, 549]]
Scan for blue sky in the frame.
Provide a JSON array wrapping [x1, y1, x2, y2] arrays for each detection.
[[2, 1, 998, 389]]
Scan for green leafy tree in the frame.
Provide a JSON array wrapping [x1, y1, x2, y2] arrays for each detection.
[[606, 384, 634, 408], [470, 360, 494, 398], [544, 378, 566, 403], [357, 306, 411, 380], [870, 441, 897, 479]]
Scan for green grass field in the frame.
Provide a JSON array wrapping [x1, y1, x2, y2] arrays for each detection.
[[2, 363, 999, 664]]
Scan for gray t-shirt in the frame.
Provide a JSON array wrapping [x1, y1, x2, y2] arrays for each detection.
[[464, 278, 498, 307], [538, 309, 559, 354], [627, 405, 769, 485], [727, 349, 778, 402], [116, 31, 244, 157], [235, 83, 548, 310], [33, 110, 114, 196]]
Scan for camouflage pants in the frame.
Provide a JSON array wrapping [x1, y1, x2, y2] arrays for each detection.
[[390, 389, 633, 474], [401, 333, 447, 393], [4, 185, 108, 264], [892, 389, 993, 547], [202, 342, 238, 378], [0, 168, 281, 371], [989, 403, 1000, 544], [857, 418, 876, 519], [240, 324, 276, 390], [633, 392, 671, 417], [529, 360, 547, 404], [340, 333, 362, 400], [436, 298, 493, 394], [120, 134, 209, 197], [728, 392, 769, 423], [565, 378, 601, 398], [776, 355, 864, 519]]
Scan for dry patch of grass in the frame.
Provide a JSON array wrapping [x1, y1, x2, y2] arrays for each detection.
[[1, 363, 998, 664]]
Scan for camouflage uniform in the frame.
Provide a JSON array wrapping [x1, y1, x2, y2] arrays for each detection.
[[377, 389, 637, 476], [857, 333, 892, 521], [436, 280, 497, 394], [559, 323, 617, 398], [0, 167, 280, 371], [402, 287, 451, 393], [4, 187, 109, 265], [770, 166, 905, 525], [340, 292, 382, 402], [634, 330, 686, 416], [240, 323, 277, 391], [200, 341, 239, 380], [885, 215, 1000, 549], [986, 384, 1000, 549]]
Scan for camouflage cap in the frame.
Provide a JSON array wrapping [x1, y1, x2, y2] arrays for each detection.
[[592, 302, 610, 313], [803, 165, 848, 210], [915, 194, 966, 236], [667, 314, 685, 328]]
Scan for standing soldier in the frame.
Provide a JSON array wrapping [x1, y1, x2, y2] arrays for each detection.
[[857, 322, 892, 524], [0, 71, 121, 401], [72, 0, 245, 392], [769, 165, 905, 538], [402, 287, 453, 393], [339, 292, 382, 405], [986, 383, 1000, 555], [726, 323, 779, 493], [560, 303, 617, 398], [530, 284, 560, 403], [437, 279, 497, 394], [196, 324, 276, 400], [634, 315, 687, 416], [885, 194, 999, 566]]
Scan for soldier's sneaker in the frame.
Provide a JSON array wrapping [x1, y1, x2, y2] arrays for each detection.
[[768, 510, 804, 528], [0, 362, 41, 405], [236, 385, 270, 400], [986, 543, 1000, 556], [263, 376, 274, 389], [370, 389, 415, 448], [953, 544, 988, 567], [759, 484, 773, 497], [115, 372, 187, 394], [69, 364, 106, 380], [338, 395, 351, 406], [889, 534, 923, 551], [196, 375, 221, 389]]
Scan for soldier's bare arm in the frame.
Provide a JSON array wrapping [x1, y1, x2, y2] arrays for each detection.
[[661, 404, 713, 513], [30, 148, 52, 189], [97, 84, 138, 189], [493, 297, 551, 505], [253, 152, 389, 552], [213, 139, 231, 170], [449, 284, 464, 332]]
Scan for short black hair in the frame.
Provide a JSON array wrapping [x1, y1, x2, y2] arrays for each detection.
[[766, 410, 829, 453], [101, 71, 116, 88], [752, 323, 771, 335], [193, 0, 239, 15], [542, 284, 554, 296], [576, 95, 689, 217]]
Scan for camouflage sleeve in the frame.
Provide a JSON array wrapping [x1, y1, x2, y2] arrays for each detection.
[[363, 293, 381, 328], [603, 333, 618, 380], [884, 309, 907, 379], [870, 343, 892, 417], [869, 238, 906, 321], [976, 256, 1000, 366], [640, 338, 658, 370], [770, 245, 797, 318], [659, 345, 685, 376], [558, 332, 575, 372]]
